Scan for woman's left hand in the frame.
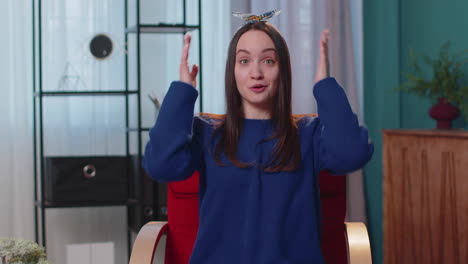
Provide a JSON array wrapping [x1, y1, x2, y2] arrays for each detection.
[[314, 29, 330, 83]]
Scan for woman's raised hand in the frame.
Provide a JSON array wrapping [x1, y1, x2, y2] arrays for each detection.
[[180, 33, 199, 88], [314, 29, 330, 84]]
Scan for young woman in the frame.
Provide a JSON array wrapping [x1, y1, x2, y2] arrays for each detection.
[[143, 21, 373, 264]]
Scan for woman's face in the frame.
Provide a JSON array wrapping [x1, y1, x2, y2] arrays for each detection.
[[234, 30, 279, 118]]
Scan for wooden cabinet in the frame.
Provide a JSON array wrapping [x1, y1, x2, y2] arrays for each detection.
[[383, 130, 468, 264]]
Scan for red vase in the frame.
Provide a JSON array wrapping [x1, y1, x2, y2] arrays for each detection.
[[429, 97, 460, 129]]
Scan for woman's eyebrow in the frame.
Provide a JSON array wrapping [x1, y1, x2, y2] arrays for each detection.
[[236, 48, 277, 55], [236, 49, 250, 55], [262, 48, 277, 54]]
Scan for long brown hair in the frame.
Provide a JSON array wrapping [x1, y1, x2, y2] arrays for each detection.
[[213, 22, 301, 173]]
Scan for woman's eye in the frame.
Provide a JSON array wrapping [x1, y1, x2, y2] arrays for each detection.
[[239, 59, 248, 64], [264, 59, 275, 64]]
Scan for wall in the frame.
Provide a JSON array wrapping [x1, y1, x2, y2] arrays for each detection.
[[363, 0, 468, 263]]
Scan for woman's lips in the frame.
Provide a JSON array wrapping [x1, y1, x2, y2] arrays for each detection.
[[249, 85, 267, 93]]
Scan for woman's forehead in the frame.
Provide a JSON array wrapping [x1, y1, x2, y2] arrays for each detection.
[[236, 30, 276, 52]]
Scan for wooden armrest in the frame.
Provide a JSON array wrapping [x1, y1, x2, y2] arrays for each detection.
[[345, 222, 372, 264], [130, 221, 168, 264]]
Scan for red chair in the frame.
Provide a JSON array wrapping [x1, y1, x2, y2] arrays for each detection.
[[130, 171, 372, 264]]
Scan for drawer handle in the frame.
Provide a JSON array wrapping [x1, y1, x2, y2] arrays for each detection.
[[144, 206, 154, 217], [83, 164, 96, 179]]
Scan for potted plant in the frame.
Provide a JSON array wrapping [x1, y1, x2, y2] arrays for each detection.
[[399, 41, 468, 129], [0, 238, 49, 264]]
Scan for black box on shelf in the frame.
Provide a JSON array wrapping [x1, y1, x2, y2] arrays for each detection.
[[43, 156, 129, 205]]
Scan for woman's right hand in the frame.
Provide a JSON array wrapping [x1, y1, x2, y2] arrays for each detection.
[[179, 33, 199, 88], [314, 29, 330, 84]]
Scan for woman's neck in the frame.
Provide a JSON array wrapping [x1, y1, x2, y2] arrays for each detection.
[[241, 100, 273, 119], [242, 106, 271, 119]]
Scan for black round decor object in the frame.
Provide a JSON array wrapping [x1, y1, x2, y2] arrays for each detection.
[[89, 34, 113, 60]]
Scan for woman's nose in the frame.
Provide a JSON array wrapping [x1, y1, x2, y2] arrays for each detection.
[[250, 63, 264, 79]]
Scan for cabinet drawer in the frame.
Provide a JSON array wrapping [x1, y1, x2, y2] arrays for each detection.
[[44, 156, 129, 204]]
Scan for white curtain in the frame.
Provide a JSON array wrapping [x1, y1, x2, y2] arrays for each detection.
[[200, 1, 231, 114], [0, 0, 35, 241], [347, 0, 367, 223], [249, 0, 367, 223]]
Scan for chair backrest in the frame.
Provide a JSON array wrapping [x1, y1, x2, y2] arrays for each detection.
[[319, 171, 347, 264], [165, 171, 347, 264], [165, 171, 200, 264]]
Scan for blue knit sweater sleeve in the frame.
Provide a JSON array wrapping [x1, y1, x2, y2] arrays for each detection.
[[142, 81, 202, 182], [314, 77, 374, 174]]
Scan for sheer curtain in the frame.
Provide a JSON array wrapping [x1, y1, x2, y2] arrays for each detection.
[[200, 1, 231, 114], [249, 0, 367, 223], [0, 0, 35, 241]]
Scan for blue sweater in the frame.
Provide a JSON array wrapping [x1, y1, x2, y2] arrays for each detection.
[[143, 77, 374, 264]]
